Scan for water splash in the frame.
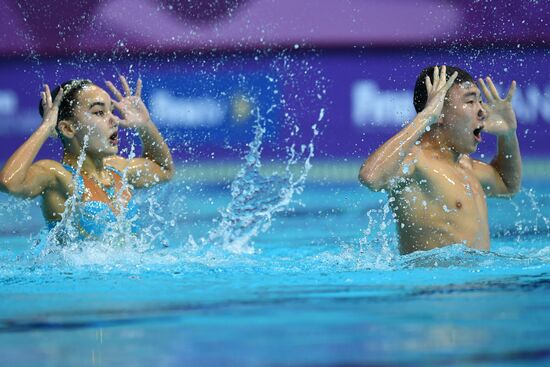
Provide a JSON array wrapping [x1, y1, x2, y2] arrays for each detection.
[[493, 187, 550, 243], [41, 134, 90, 250], [524, 188, 550, 238], [204, 108, 318, 254], [28, 135, 156, 266], [355, 199, 400, 270]]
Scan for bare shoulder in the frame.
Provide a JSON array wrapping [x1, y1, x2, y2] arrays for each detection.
[[405, 144, 422, 163], [22, 159, 72, 195], [459, 155, 476, 170], [460, 155, 514, 197], [397, 144, 422, 179], [409, 145, 433, 173], [33, 159, 70, 180], [104, 155, 129, 171], [463, 155, 493, 175], [384, 145, 423, 191], [34, 159, 63, 170]]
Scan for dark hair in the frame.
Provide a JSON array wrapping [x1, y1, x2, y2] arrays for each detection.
[[38, 79, 94, 135], [413, 66, 475, 113]]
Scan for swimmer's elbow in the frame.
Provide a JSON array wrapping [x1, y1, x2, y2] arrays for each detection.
[[502, 176, 522, 197], [507, 184, 521, 197], [162, 158, 175, 181], [492, 183, 521, 198], [363, 181, 385, 192], [0, 173, 16, 193], [154, 159, 174, 182], [358, 170, 385, 192], [0, 176, 31, 197], [158, 166, 174, 182], [164, 167, 174, 181]]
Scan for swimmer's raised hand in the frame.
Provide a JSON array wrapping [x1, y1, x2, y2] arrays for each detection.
[[104, 75, 173, 185], [478, 77, 517, 137], [421, 65, 458, 123], [105, 75, 152, 129], [40, 84, 63, 137]]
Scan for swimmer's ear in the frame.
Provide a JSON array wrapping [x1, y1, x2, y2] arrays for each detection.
[[57, 120, 75, 139], [436, 93, 453, 126]]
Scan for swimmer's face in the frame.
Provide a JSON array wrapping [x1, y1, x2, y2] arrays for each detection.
[[440, 81, 487, 154], [67, 85, 119, 157]]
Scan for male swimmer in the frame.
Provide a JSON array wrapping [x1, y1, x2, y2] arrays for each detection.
[[0, 76, 173, 237], [359, 66, 521, 254]]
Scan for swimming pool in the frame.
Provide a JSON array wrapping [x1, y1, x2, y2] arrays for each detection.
[[0, 161, 549, 366]]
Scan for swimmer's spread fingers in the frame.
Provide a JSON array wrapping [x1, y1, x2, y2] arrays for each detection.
[[426, 66, 456, 96], [105, 80, 124, 101], [432, 66, 440, 88], [52, 86, 64, 108], [426, 65, 444, 96], [505, 80, 517, 102], [40, 92, 47, 109], [107, 76, 141, 99], [444, 72, 458, 90], [43, 84, 53, 108], [486, 77, 502, 101], [41, 84, 63, 111], [135, 78, 142, 98], [40, 85, 63, 137], [480, 77, 515, 104], [425, 75, 433, 93], [439, 65, 447, 87], [479, 77, 518, 136], [438, 66, 457, 91], [478, 78, 493, 103], [119, 75, 132, 97]]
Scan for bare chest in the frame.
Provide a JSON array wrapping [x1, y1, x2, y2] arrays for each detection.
[[392, 162, 487, 221]]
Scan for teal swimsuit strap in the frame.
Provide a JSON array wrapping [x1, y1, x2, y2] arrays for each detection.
[[62, 163, 76, 174], [49, 164, 139, 237], [62, 164, 84, 195], [62, 164, 125, 182], [104, 165, 125, 178], [102, 166, 128, 199], [62, 164, 133, 205]]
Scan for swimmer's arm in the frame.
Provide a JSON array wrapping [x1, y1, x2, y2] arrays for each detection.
[[491, 133, 521, 195], [358, 118, 425, 191], [127, 121, 174, 188], [472, 134, 521, 197], [136, 120, 174, 181], [359, 67, 458, 191], [106, 76, 174, 188], [104, 127, 173, 188], [126, 157, 172, 188], [0, 86, 62, 197], [475, 78, 522, 197], [105, 117, 175, 189], [0, 160, 59, 198]]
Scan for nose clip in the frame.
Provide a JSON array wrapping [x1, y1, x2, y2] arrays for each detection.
[[477, 108, 486, 120], [110, 113, 119, 127]]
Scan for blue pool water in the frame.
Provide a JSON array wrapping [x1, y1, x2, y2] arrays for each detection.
[[0, 168, 549, 366]]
